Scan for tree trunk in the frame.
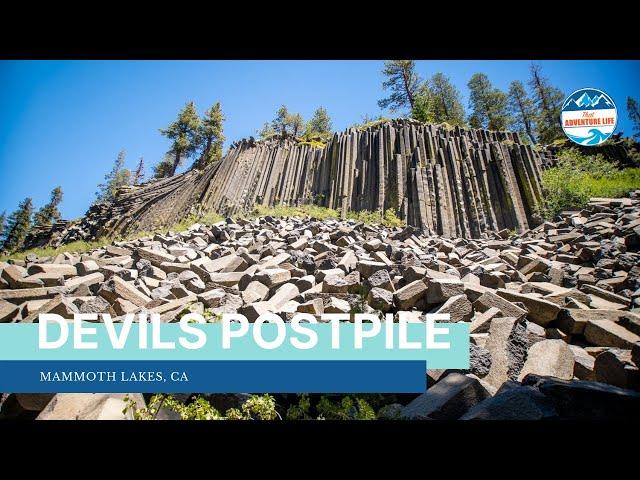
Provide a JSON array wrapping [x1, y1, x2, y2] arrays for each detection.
[[197, 137, 212, 168], [403, 69, 415, 109], [171, 151, 181, 177]]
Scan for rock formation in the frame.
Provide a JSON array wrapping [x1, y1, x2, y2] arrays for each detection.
[[2, 192, 640, 419], [26, 120, 557, 248]]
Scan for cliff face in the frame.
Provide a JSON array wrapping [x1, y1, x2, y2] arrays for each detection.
[[30, 119, 555, 247]]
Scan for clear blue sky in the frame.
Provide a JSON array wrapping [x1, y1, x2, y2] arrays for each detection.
[[1, 60, 638, 219]]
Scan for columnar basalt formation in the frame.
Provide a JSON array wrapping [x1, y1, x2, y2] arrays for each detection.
[[32, 120, 556, 248]]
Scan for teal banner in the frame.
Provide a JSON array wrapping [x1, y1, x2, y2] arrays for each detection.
[[0, 322, 469, 369]]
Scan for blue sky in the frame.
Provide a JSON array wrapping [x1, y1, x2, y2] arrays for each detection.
[[1, 60, 638, 219]]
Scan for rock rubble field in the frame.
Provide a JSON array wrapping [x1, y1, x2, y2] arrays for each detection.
[[2, 193, 640, 420]]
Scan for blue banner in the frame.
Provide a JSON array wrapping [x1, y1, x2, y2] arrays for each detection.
[[0, 360, 428, 393]]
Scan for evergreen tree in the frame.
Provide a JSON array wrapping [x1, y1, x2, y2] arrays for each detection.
[[412, 73, 465, 126], [153, 153, 176, 179], [290, 113, 304, 138], [133, 157, 145, 185], [160, 101, 202, 176], [273, 105, 291, 137], [378, 60, 422, 112], [195, 102, 225, 169], [95, 150, 132, 203], [467, 73, 510, 131], [258, 121, 276, 139], [0, 211, 6, 245], [528, 64, 564, 144], [627, 97, 640, 140], [33, 186, 63, 228], [2, 198, 33, 252], [307, 107, 332, 136], [508, 80, 537, 144]]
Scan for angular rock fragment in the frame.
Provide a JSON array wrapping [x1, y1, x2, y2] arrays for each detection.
[[401, 373, 491, 420]]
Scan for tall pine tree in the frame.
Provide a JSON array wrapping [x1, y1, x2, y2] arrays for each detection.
[[508, 80, 537, 144], [33, 187, 63, 228], [133, 157, 145, 185], [528, 64, 564, 144], [412, 72, 465, 126], [194, 102, 225, 169], [378, 60, 422, 112], [2, 198, 33, 252], [290, 113, 304, 138], [627, 97, 640, 140], [160, 101, 202, 176], [467, 73, 510, 131], [95, 150, 132, 203], [307, 107, 332, 136], [273, 105, 291, 137]]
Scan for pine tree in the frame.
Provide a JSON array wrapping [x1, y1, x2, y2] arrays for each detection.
[[2, 198, 33, 252], [273, 105, 291, 138], [258, 121, 276, 139], [195, 102, 225, 169], [412, 73, 465, 126], [528, 64, 564, 144], [33, 187, 63, 228], [95, 150, 132, 203], [160, 101, 202, 176], [307, 107, 332, 136], [153, 153, 176, 179], [508, 80, 537, 144], [290, 113, 304, 138], [467, 73, 510, 131], [0, 211, 6, 245], [378, 60, 422, 113], [627, 97, 640, 140], [133, 157, 145, 185]]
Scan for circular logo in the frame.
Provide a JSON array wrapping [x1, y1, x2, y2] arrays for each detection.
[[561, 87, 617, 146]]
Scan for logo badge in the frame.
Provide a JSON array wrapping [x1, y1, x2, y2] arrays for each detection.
[[561, 87, 617, 146]]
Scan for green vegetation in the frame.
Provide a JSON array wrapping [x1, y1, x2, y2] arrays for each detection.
[[412, 72, 465, 126], [193, 102, 225, 169], [539, 148, 640, 219], [132, 157, 145, 185], [0, 238, 114, 262], [528, 63, 565, 144], [508, 80, 537, 144], [467, 73, 510, 131], [628, 97, 640, 140], [123, 393, 384, 421], [250, 204, 404, 227], [158, 101, 201, 177], [33, 187, 63, 228], [95, 150, 132, 203], [0, 211, 5, 244], [123, 394, 279, 420], [0, 210, 225, 262], [2, 197, 33, 253], [286, 394, 376, 420], [351, 115, 391, 131], [378, 60, 422, 112], [258, 105, 333, 145]]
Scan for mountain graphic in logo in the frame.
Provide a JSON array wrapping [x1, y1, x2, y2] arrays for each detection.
[[562, 89, 615, 111], [561, 87, 617, 146]]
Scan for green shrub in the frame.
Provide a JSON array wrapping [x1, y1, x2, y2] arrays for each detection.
[[316, 395, 376, 420], [345, 208, 405, 227], [539, 148, 640, 219], [123, 394, 279, 420]]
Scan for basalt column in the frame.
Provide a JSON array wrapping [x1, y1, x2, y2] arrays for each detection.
[[53, 119, 551, 245]]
